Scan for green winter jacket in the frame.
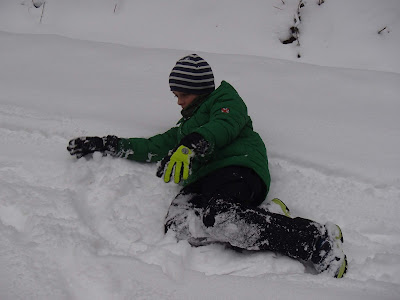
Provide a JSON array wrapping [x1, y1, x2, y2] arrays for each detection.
[[117, 81, 271, 194]]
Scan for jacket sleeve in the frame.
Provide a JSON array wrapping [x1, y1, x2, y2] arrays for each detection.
[[116, 127, 179, 162], [193, 95, 249, 154]]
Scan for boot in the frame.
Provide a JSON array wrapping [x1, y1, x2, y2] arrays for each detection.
[[312, 222, 347, 278]]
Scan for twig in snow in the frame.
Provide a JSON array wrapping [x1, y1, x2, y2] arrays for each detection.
[[297, 0, 304, 20], [378, 26, 387, 34], [39, 1, 46, 23], [281, 0, 304, 50]]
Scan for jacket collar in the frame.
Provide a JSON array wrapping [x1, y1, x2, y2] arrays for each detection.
[[181, 94, 210, 119]]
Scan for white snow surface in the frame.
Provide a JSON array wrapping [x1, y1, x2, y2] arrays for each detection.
[[1, 0, 400, 299]]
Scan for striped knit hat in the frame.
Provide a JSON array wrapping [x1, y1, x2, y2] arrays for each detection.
[[169, 54, 215, 95]]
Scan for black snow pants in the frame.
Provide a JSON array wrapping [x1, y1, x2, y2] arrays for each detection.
[[165, 166, 324, 261]]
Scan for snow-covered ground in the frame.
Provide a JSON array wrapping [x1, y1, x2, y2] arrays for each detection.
[[1, 0, 400, 299]]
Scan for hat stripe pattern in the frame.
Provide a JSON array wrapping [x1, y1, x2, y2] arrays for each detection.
[[169, 54, 215, 94]]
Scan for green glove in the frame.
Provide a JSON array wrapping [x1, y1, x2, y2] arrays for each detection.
[[164, 145, 193, 184]]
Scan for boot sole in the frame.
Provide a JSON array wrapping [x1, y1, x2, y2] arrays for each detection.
[[332, 224, 347, 278], [335, 255, 348, 278]]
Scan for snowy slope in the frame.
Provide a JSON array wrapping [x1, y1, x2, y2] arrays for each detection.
[[1, 0, 400, 73], [1, 1, 400, 299]]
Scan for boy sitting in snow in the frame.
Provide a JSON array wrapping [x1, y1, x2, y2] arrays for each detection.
[[67, 54, 347, 278]]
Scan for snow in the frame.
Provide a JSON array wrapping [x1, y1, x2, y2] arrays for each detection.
[[1, 0, 400, 299]]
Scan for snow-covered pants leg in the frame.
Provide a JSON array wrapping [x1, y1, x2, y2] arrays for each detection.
[[164, 166, 324, 261], [201, 197, 323, 260], [164, 192, 218, 246]]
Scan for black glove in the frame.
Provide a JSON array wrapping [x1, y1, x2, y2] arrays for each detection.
[[67, 135, 119, 158], [156, 132, 209, 178]]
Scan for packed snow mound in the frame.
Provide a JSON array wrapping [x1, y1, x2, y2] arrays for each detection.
[[0, 0, 400, 73]]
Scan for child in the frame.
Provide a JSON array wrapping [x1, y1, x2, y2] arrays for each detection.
[[67, 54, 347, 278]]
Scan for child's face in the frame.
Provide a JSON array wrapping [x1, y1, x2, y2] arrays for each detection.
[[173, 91, 197, 109]]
